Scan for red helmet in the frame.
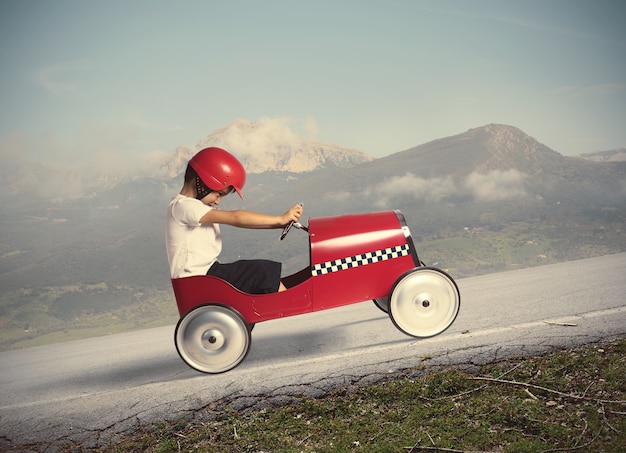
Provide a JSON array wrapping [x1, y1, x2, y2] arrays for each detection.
[[188, 147, 246, 199]]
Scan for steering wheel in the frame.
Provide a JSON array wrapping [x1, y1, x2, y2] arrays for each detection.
[[280, 203, 305, 241], [280, 220, 295, 241], [280, 221, 308, 240]]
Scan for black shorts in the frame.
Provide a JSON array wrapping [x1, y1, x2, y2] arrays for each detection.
[[207, 260, 282, 294]]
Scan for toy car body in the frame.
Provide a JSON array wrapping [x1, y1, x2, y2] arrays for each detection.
[[171, 210, 460, 373]]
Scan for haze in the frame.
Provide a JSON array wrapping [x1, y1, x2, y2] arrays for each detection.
[[1, 0, 625, 178]]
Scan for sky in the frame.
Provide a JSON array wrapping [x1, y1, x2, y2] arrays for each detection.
[[1, 0, 625, 173]]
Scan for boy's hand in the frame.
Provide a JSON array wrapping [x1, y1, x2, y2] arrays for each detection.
[[282, 203, 303, 225]]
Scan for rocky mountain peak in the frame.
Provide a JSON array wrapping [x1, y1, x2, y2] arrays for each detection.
[[459, 124, 565, 175], [466, 124, 554, 154], [161, 118, 374, 177]]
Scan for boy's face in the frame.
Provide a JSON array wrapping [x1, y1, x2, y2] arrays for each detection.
[[200, 187, 233, 207]]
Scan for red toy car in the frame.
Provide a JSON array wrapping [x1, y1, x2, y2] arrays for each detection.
[[171, 210, 460, 373]]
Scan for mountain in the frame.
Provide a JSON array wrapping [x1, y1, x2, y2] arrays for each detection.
[[160, 119, 373, 177], [267, 124, 626, 215], [1, 123, 625, 350]]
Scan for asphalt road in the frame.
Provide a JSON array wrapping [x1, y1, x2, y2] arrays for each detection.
[[1, 253, 625, 451]]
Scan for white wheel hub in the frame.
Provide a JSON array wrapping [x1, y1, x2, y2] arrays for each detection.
[[175, 304, 251, 374], [389, 268, 460, 338]]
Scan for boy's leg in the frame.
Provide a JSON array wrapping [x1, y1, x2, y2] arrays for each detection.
[[208, 260, 282, 294]]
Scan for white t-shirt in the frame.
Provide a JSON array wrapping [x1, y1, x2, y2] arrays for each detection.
[[165, 194, 222, 278]]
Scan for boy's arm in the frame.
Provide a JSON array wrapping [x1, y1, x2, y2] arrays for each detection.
[[200, 204, 302, 229]]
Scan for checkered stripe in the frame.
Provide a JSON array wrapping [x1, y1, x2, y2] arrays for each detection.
[[311, 244, 410, 276]]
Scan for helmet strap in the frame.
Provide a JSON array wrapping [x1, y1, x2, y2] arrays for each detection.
[[195, 176, 212, 200]]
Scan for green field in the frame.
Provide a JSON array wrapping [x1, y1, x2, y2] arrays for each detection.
[[1, 218, 624, 352], [61, 338, 626, 453]]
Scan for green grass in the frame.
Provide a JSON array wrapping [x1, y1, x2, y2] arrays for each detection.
[[62, 338, 625, 453], [0, 287, 178, 351], [418, 220, 625, 278]]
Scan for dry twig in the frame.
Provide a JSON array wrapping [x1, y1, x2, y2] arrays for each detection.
[[538, 429, 602, 453], [472, 376, 626, 404], [404, 446, 496, 453], [428, 362, 525, 401]]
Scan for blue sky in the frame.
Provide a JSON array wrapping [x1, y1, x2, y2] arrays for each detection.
[[1, 0, 625, 168]]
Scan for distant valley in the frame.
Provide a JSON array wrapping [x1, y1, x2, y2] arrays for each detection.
[[1, 122, 624, 351]]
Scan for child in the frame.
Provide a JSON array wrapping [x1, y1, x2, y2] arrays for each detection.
[[165, 147, 303, 293]]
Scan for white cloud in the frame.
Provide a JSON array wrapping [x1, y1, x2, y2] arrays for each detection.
[[365, 169, 529, 206], [368, 172, 457, 207], [323, 191, 352, 203], [0, 130, 170, 200], [303, 117, 320, 140], [204, 117, 303, 157], [463, 169, 528, 202]]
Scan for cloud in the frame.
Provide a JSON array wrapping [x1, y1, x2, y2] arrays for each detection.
[[204, 117, 303, 157], [363, 169, 529, 207], [303, 117, 320, 140], [367, 172, 457, 207], [0, 130, 169, 201], [0, 116, 331, 200], [463, 169, 528, 202], [0, 135, 87, 200], [323, 191, 352, 203]]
